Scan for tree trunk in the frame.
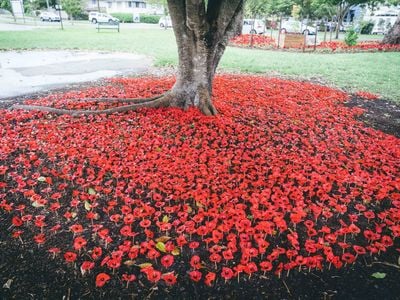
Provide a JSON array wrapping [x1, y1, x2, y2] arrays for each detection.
[[11, 0, 244, 116], [166, 0, 244, 115], [382, 15, 400, 45]]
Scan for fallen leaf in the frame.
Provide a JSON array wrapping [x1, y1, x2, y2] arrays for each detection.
[[371, 272, 386, 279]]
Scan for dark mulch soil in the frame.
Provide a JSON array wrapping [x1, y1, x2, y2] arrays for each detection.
[[345, 96, 400, 138], [1, 85, 399, 300], [1, 237, 399, 299]]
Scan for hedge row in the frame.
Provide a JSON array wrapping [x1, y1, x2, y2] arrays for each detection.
[[110, 13, 161, 23]]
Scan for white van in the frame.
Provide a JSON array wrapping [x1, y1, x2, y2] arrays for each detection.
[[281, 20, 316, 35], [242, 19, 265, 34], [158, 16, 172, 28], [89, 12, 119, 24]]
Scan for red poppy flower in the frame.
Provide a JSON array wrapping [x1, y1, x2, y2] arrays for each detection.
[[12, 230, 23, 239], [260, 261, 273, 272], [209, 253, 222, 264], [146, 269, 161, 283], [222, 249, 234, 261], [74, 236, 87, 250], [355, 204, 366, 212], [91, 247, 102, 260], [161, 254, 174, 268], [139, 219, 151, 228], [221, 267, 234, 281], [95, 273, 111, 287], [190, 255, 201, 269], [12, 216, 23, 227], [48, 247, 61, 256], [34, 233, 46, 245], [342, 253, 356, 264], [120, 225, 133, 237], [381, 235, 394, 247], [176, 235, 187, 247], [244, 262, 258, 275], [189, 270, 202, 282], [122, 274, 136, 282], [147, 249, 160, 260], [70, 224, 83, 234], [64, 251, 77, 263], [189, 241, 199, 250], [353, 245, 366, 255], [162, 272, 177, 286], [81, 261, 95, 274], [21, 215, 32, 222]]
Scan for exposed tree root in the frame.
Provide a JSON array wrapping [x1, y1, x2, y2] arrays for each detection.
[[199, 98, 218, 116], [11, 89, 219, 116], [198, 86, 218, 116], [11, 93, 172, 117], [75, 94, 164, 104]]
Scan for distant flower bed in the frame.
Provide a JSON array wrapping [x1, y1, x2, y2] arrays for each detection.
[[230, 34, 276, 48], [230, 35, 400, 53], [314, 41, 400, 52]]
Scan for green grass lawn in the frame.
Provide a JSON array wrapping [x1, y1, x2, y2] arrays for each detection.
[[1, 27, 399, 101]]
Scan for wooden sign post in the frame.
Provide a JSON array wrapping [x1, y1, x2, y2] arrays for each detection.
[[283, 33, 306, 50]]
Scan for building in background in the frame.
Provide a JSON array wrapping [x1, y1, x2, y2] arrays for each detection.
[[85, 0, 164, 15]]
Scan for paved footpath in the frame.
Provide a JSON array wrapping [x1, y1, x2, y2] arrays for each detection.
[[0, 50, 152, 99]]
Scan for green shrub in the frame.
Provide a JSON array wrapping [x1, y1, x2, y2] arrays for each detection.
[[139, 14, 161, 24], [74, 11, 88, 20], [359, 21, 374, 34], [344, 28, 358, 46], [110, 13, 132, 23]]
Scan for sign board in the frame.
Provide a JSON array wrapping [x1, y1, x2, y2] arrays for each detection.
[[283, 33, 305, 49], [11, 0, 24, 18], [133, 13, 140, 23]]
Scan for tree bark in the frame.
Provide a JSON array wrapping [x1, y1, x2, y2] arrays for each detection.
[[166, 0, 244, 115], [382, 15, 400, 45], [11, 0, 244, 116]]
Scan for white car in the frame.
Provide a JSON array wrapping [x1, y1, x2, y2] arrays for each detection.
[[39, 11, 60, 22], [89, 12, 119, 24], [281, 20, 316, 35], [242, 19, 265, 34], [371, 26, 388, 35], [158, 16, 172, 28]]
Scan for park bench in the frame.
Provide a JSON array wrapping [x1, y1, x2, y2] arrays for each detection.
[[96, 21, 120, 33]]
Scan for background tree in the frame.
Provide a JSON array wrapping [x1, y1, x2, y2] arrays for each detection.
[[147, 0, 169, 15], [311, 0, 368, 38], [311, 0, 336, 19], [62, 0, 84, 20], [265, 0, 295, 16], [28, 0, 57, 10], [14, 0, 245, 116], [0, 0, 11, 12], [245, 0, 269, 17]]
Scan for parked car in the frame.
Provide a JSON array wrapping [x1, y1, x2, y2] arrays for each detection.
[[280, 20, 316, 35], [39, 11, 60, 22], [89, 12, 119, 24], [371, 26, 388, 35], [242, 19, 265, 34], [324, 22, 345, 32], [158, 16, 172, 28]]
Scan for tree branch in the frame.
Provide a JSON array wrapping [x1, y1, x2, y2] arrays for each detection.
[[206, 0, 243, 47]]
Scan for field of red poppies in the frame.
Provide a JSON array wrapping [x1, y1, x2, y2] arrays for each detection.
[[230, 34, 400, 52], [0, 75, 399, 298]]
